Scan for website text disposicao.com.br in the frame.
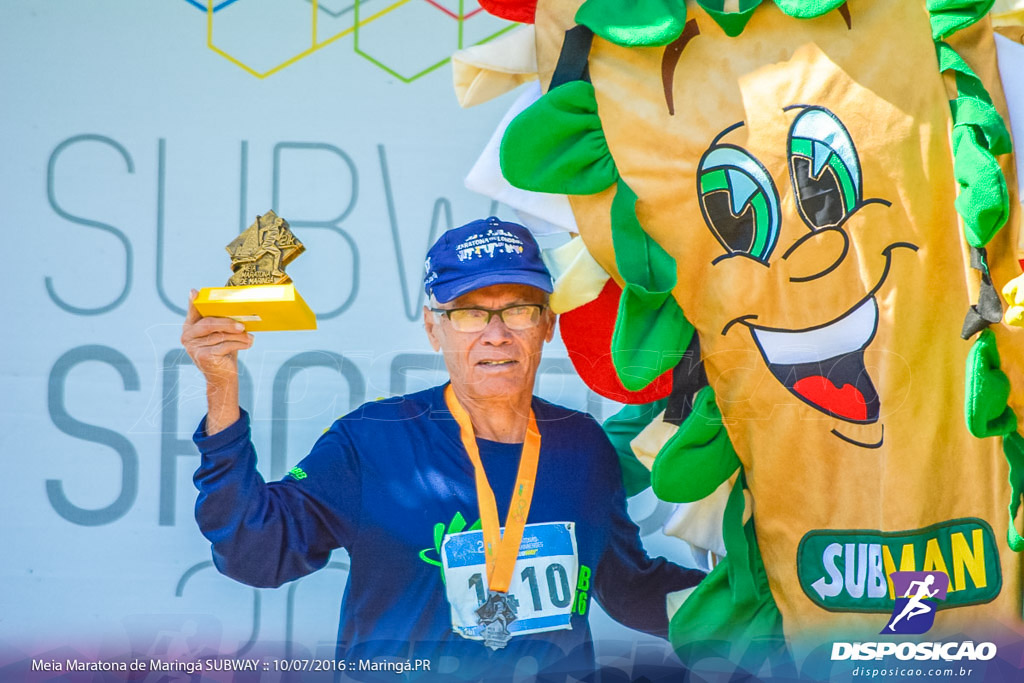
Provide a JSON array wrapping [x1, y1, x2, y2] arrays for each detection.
[[851, 665, 977, 678]]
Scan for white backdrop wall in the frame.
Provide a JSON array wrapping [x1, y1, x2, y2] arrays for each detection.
[[0, 0, 687, 675]]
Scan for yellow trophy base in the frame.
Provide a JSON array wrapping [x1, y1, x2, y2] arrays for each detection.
[[194, 284, 317, 332]]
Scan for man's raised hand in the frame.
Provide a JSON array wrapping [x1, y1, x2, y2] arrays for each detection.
[[181, 289, 254, 382], [181, 289, 251, 435]]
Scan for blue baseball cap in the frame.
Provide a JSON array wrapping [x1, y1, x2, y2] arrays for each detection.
[[423, 217, 553, 304]]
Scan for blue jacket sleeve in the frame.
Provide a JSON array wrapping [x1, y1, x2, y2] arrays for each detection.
[[591, 425, 705, 638], [193, 410, 361, 588]]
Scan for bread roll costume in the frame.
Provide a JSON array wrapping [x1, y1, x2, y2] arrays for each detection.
[[455, 0, 1024, 667]]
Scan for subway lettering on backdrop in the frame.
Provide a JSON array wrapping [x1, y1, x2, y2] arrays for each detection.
[[797, 519, 1001, 612], [41, 133, 499, 527], [44, 134, 471, 322]]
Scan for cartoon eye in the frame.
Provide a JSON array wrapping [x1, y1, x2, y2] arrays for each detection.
[[697, 146, 781, 263], [787, 107, 862, 229]]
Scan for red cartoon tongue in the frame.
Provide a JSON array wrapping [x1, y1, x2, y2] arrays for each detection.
[[793, 376, 868, 421]]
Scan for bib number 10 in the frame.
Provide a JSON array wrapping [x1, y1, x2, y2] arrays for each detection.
[[468, 562, 573, 610], [441, 521, 579, 638]]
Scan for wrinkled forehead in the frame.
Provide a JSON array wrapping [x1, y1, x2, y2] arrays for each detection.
[[446, 284, 550, 308]]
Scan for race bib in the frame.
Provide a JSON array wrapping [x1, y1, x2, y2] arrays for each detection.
[[441, 521, 579, 641]]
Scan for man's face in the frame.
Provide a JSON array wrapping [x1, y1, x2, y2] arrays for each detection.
[[424, 283, 555, 402]]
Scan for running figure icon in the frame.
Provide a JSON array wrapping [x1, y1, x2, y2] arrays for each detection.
[[882, 571, 949, 635], [888, 575, 938, 630]]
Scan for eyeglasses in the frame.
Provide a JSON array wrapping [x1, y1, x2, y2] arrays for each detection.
[[431, 304, 546, 333]]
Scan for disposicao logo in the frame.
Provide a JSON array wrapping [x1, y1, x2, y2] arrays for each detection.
[[882, 571, 948, 635], [830, 570, 997, 664]]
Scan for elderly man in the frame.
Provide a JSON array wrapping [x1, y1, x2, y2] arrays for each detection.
[[183, 217, 703, 680]]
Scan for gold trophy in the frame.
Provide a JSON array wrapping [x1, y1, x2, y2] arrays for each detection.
[[193, 210, 317, 331]]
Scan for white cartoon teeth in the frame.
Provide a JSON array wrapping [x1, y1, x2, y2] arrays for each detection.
[[751, 297, 878, 366]]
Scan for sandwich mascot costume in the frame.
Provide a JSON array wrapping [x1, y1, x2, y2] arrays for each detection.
[[452, 0, 1024, 673]]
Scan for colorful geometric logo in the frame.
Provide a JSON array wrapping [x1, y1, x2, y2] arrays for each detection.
[[881, 571, 949, 635], [184, 0, 513, 81]]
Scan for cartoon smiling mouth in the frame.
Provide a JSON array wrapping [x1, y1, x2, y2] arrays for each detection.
[[750, 297, 880, 423], [724, 242, 918, 431]]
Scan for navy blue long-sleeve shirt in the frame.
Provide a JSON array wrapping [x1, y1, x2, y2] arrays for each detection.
[[193, 384, 703, 679]]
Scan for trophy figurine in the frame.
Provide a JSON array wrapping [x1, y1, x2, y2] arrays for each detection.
[[193, 210, 317, 331]]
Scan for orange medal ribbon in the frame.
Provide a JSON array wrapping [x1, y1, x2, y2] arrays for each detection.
[[445, 385, 541, 594]]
